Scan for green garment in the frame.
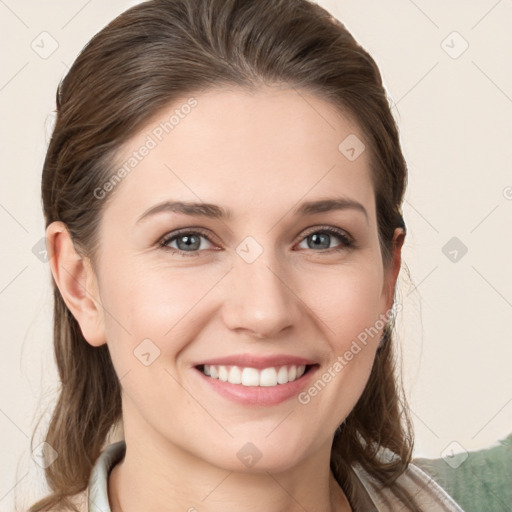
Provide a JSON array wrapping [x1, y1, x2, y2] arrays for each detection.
[[414, 433, 512, 512]]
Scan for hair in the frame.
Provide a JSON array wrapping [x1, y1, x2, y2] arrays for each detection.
[[30, 0, 415, 510]]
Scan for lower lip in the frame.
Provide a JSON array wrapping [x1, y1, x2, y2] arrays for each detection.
[[194, 365, 319, 406]]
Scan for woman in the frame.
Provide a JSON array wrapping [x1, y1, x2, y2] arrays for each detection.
[[30, 0, 464, 510]]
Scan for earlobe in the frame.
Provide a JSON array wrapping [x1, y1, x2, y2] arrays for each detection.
[[46, 221, 106, 347]]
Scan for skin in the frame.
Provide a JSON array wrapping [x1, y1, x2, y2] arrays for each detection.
[[47, 85, 404, 512]]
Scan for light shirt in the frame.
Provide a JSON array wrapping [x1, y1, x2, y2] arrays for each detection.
[[87, 441, 464, 511]]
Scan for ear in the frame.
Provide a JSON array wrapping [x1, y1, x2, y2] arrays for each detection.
[[46, 221, 106, 347], [382, 227, 406, 312]]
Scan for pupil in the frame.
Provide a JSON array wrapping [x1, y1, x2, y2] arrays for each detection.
[[309, 233, 330, 249], [177, 234, 200, 251]]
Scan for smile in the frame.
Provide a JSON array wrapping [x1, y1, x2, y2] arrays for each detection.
[[199, 364, 308, 387], [194, 363, 319, 406]]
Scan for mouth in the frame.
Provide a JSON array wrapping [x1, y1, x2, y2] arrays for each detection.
[[194, 363, 318, 387], [193, 362, 320, 406]]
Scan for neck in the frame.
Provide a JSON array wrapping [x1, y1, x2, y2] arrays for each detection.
[[108, 405, 351, 512], [109, 457, 350, 512]]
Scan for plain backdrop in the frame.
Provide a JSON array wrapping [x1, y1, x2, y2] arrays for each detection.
[[1, 0, 511, 510]]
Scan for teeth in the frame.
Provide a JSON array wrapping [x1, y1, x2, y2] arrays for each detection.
[[228, 366, 242, 384], [218, 365, 228, 381], [242, 367, 260, 386], [277, 366, 289, 384], [259, 367, 277, 387], [201, 364, 307, 386]]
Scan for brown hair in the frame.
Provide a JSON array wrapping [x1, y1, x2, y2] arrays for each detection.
[[30, 0, 415, 509]]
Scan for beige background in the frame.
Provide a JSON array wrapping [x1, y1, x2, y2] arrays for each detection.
[[1, 0, 511, 510]]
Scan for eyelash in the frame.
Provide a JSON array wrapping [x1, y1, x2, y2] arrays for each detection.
[[158, 226, 354, 257]]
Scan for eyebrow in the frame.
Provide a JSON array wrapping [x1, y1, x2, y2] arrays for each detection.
[[136, 197, 368, 224], [293, 198, 368, 222]]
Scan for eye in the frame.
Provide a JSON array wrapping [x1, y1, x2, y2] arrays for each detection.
[[158, 226, 355, 256], [159, 229, 216, 255], [296, 227, 353, 252]]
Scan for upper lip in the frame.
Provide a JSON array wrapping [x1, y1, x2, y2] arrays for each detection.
[[194, 354, 318, 370]]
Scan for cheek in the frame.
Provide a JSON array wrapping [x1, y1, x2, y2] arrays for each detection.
[[296, 274, 383, 430], [99, 264, 221, 365], [298, 259, 385, 350], [292, 259, 385, 425]]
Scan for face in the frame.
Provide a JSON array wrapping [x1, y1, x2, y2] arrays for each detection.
[[84, 86, 399, 472]]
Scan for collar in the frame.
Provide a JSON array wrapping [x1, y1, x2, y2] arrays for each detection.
[[88, 441, 126, 512]]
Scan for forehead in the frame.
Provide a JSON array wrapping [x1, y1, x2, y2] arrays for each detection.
[[104, 85, 375, 222]]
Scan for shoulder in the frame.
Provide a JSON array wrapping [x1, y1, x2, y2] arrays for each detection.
[[414, 434, 512, 511], [397, 462, 465, 510], [30, 441, 126, 512], [352, 460, 465, 511]]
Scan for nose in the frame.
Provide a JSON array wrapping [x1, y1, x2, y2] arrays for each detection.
[[221, 253, 303, 339]]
